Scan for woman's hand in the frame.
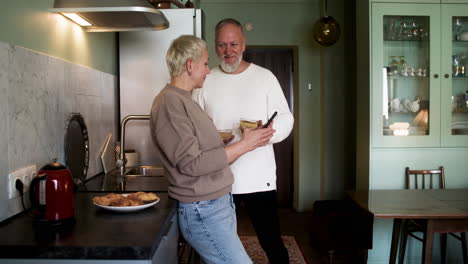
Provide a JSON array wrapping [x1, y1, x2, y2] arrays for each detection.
[[240, 122, 275, 151], [225, 121, 275, 164]]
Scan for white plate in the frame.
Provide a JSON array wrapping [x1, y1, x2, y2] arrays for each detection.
[[93, 194, 160, 213]]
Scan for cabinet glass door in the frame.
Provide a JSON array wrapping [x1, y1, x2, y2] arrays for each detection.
[[383, 15, 430, 136], [372, 3, 440, 147], [441, 5, 468, 146]]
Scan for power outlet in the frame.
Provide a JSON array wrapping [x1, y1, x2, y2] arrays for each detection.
[[7, 165, 37, 199], [22, 165, 37, 193]]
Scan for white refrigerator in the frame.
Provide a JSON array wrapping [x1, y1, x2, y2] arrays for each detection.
[[119, 9, 203, 165]]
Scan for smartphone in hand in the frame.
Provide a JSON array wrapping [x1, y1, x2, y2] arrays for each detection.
[[263, 111, 277, 128]]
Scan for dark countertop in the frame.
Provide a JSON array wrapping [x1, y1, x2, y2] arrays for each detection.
[[78, 173, 106, 191], [0, 192, 176, 260]]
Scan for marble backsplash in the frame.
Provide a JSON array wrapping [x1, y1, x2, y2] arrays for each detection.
[[0, 41, 118, 222]]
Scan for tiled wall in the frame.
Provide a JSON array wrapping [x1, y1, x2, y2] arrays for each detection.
[[0, 41, 118, 222]]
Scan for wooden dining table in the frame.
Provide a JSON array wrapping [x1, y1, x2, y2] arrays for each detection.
[[347, 189, 468, 264]]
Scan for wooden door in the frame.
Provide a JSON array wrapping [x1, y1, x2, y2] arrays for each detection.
[[244, 47, 295, 208]]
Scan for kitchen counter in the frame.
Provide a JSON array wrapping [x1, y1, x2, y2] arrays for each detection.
[[78, 173, 106, 192], [0, 192, 178, 263]]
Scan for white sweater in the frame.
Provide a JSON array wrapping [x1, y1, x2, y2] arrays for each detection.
[[192, 63, 294, 194]]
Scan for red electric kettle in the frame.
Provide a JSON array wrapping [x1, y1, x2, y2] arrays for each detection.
[[29, 161, 74, 224]]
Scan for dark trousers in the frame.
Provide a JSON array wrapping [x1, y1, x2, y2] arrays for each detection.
[[234, 190, 289, 264]]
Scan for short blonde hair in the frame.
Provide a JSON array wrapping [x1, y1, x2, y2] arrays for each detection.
[[166, 35, 208, 78]]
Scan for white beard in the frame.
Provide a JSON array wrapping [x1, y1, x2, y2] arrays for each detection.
[[219, 54, 243, 73]]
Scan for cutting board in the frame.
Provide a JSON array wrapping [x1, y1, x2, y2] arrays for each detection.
[[101, 133, 116, 174]]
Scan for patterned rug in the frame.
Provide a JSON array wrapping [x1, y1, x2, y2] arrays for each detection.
[[240, 236, 307, 264]]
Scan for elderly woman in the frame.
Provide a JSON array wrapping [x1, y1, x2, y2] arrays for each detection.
[[149, 35, 274, 264]]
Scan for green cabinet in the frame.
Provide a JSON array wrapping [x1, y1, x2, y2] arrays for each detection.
[[356, 2, 468, 262], [441, 5, 468, 146], [370, 2, 468, 148]]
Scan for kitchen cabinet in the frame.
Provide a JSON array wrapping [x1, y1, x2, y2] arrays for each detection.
[[356, 1, 468, 184], [0, 192, 178, 264], [370, 2, 468, 148], [371, 3, 439, 147], [356, 2, 468, 263], [356, 1, 468, 186], [441, 5, 468, 146], [151, 212, 179, 264]]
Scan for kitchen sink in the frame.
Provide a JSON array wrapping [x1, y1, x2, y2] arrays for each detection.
[[124, 176, 169, 192], [124, 166, 168, 191], [125, 166, 165, 177], [101, 166, 169, 192]]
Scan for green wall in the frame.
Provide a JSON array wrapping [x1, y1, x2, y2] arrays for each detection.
[[0, 0, 117, 74], [200, 0, 322, 211]]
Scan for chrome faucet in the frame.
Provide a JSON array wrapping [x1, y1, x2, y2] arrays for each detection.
[[116, 115, 150, 176]]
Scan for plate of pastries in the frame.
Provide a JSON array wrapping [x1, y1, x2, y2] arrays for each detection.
[[92, 192, 160, 212]]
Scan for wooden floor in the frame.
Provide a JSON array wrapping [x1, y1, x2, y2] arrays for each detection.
[[236, 207, 323, 264], [181, 206, 365, 263]]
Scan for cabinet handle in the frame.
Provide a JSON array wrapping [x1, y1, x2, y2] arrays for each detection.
[[444, 74, 450, 78], [434, 74, 439, 78]]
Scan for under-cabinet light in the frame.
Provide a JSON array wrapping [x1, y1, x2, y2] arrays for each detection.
[[62, 13, 92, 27]]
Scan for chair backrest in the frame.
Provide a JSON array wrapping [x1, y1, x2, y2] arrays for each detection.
[[405, 166, 445, 190]]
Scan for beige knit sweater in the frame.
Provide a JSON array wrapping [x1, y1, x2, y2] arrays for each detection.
[[150, 84, 232, 203]]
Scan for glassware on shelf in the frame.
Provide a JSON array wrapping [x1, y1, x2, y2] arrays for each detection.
[[454, 17, 464, 41], [385, 16, 428, 41], [419, 27, 429, 40], [399, 56, 408, 76], [399, 56, 408, 69], [465, 90, 468, 109], [399, 20, 411, 40], [452, 96, 457, 112], [416, 68, 424, 77], [386, 17, 397, 40], [452, 55, 465, 77], [388, 56, 399, 76], [389, 56, 399, 67], [387, 56, 428, 78], [385, 16, 402, 41], [411, 21, 420, 40]]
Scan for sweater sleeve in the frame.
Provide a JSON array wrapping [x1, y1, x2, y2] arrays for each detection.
[[265, 71, 294, 144], [155, 94, 228, 177]]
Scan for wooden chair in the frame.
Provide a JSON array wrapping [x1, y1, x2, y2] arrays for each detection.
[[398, 166, 467, 264]]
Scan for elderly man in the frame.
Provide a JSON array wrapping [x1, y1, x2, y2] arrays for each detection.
[[193, 18, 294, 264]]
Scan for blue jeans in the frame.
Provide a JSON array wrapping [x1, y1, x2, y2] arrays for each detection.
[[177, 193, 252, 264]]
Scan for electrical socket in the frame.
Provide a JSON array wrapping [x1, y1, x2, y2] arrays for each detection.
[[21, 165, 37, 193], [7, 165, 37, 199]]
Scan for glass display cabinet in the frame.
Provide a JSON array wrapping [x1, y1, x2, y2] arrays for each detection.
[[371, 3, 468, 147], [372, 4, 440, 147], [441, 5, 468, 146], [383, 15, 431, 137]]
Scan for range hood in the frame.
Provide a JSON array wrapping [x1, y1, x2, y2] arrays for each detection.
[[51, 0, 169, 32]]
